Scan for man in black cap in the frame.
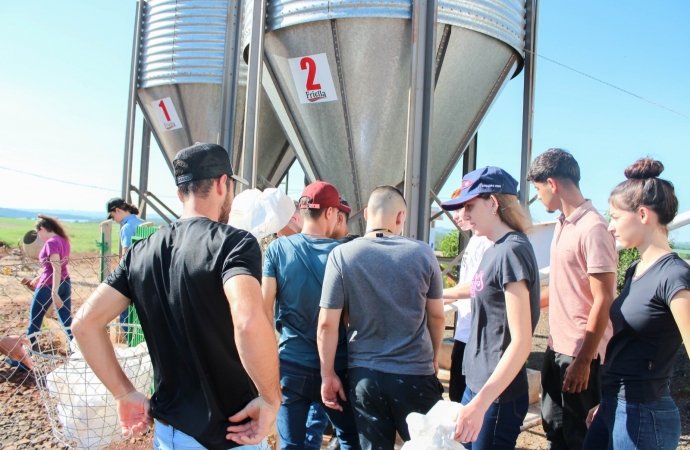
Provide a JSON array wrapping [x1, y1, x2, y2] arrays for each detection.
[[73, 143, 281, 450]]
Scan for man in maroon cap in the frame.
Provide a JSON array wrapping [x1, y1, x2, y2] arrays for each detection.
[[262, 181, 360, 450]]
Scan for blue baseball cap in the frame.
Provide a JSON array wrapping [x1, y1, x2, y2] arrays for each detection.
[[441, 166, 519, 211]]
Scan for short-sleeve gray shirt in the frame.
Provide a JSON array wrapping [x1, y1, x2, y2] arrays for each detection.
[[320, 235, 443, 375], [463, 232, 540, 402]]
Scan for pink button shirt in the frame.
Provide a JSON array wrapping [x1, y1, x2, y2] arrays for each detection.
[[547, 200, 617, 361]]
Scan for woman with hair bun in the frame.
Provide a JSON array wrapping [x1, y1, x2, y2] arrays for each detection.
[[27, 215, 72, 347], [583, 158, 690, 450]]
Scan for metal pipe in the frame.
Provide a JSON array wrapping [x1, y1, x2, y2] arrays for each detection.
[[129, 186, 176, 224], [121, 0, 145, 203], [241, 0, 267, 190], [219, 0, 244, 158], [519, 0, 539, 205], [138, 118, 151, 219], [144, 191, 180, 220], [403, 0, 437, 241]]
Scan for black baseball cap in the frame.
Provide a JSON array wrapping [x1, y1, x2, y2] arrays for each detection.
[[173, 143, 248, 186], [106, 197, 126, 219]]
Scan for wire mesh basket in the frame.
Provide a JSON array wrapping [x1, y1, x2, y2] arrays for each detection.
[[27, 324, 152, 449]]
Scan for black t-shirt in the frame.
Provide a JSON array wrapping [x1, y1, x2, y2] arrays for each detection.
[[105, 217, 262, 450], [463, 232, 541, 403], [602, 253, 690, 402]]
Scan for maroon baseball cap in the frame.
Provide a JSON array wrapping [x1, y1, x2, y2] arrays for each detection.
[[300, 181, 351, 213]]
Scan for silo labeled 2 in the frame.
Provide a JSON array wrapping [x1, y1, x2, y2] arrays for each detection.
[[288, 54, 338, 104], [152, 97, 183, 131]]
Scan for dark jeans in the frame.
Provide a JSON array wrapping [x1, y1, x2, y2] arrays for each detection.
[[541, 347, 601, 450], [27, 280, 72, 345], [348, 367, 443, 450], [461, 387, 529, 450], [449, 340, 467, 402], [583, 392, 680, 450], [276, 359, 359, 450]]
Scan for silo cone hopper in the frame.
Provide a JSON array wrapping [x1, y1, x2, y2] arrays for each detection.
[[137, 0, 294, 188], [244, 0, 525, 215]]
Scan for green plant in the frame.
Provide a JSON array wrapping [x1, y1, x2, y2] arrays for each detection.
[[617, 247, 640, 293], [438, 229, 459, 287]]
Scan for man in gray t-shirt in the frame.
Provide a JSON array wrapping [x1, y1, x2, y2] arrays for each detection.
[[318, 186, 445, 450]]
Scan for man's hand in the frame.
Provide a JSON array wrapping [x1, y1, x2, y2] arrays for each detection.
[[433, 359, 439, 375], [226, 397, 279, 445], [321, 374, 346, 411], [454, 397, 488, 443], [562, 357, 590, 393], [116, 391, 152, 437], [586, 404, 599, 428], [52, 291, 64, 310]]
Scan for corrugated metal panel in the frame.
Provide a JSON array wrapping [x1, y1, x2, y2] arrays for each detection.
[[255, 0, 524, 55], [140, 0, 229, 88]]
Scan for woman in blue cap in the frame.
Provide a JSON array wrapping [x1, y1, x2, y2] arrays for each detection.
[[441, 166, 540, 450]]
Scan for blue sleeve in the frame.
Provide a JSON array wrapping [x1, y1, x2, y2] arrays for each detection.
[[120, 224, 137, 248], [263, 240, 278, 278]]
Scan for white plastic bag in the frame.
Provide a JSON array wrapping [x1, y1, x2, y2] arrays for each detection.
[[46, 342, 152, 449], [401, 400, 466, 450]]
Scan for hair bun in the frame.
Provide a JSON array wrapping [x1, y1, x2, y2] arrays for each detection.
[[624, 158, 664, 180]]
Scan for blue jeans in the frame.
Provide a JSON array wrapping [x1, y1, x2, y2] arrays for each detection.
[[305, 403, 329, 450], [348, 366, 443, 450], [27, 280, 72, 345], [460, 387, 529, 450], [583, 393, 680, 450], [277, 359, 360, 450], [153, 420, 269, 449]]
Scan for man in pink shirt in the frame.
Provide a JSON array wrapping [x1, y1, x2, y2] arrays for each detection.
[[527, 149, 617, 450]]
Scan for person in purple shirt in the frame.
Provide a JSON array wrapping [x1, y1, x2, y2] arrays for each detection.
[[27, 215, 72, 347]]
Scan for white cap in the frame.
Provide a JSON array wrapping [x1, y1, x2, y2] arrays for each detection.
[[229, 188, 295, 240]]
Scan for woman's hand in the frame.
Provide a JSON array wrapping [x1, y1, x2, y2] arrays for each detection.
[[52, 291, 64, 309], [454, 397, 489, 443]]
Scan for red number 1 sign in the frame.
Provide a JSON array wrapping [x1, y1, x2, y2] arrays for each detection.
[[151, 97, 183, 131], [288, 53, 338, 104]]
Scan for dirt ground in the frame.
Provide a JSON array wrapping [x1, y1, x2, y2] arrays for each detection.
[[1, 251, 689, 449]]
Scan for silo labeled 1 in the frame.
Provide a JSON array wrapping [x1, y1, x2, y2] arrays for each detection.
[[151, 97, 183, 131], [288, 54, 338, 104]]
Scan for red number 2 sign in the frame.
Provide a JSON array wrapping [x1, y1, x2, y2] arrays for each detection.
[[288, 53, 336, 104], [300, 57, 322, 91]]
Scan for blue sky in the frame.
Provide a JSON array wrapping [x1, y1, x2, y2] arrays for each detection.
[[1, 1, 688, 240]]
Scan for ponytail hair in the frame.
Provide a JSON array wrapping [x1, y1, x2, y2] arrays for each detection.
[[480, 193, 532, 233], [609, 158, 678, 229], [35, 214, 70, 243], [120, 202, 140, 215]]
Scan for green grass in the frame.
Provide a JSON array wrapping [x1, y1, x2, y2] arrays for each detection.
[[0, 217, 118, 254]]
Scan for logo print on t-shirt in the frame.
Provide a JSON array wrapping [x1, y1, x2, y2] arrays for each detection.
[[470, 270, 485, 298]]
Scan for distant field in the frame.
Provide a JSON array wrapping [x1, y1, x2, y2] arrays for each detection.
[[0, 217, 118, 254]]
